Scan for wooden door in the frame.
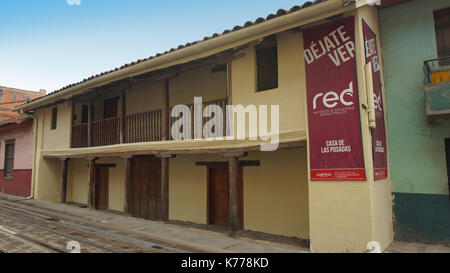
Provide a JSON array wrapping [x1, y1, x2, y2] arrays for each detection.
[[208, 165, 243, 227], [130, 156, 162, 220], [103, 97, 118, 119], [95, 167, 109, 210]]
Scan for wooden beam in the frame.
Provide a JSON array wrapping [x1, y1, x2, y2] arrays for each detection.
[[124, 157, 131, 215], [120, 90, 126, 144], [95, 163, 116, 168], [155, 152, 176, 158], [71, 100, 76, 125], [60, 159, 69, 203], [88, 158, 96, 209], [151, 71, 178, 81], [227, 61, 233, 105], [195, 160, 260, 167], [162, 79, 170, 141], [161, 157, 169, 222], [88, 100, 94, 147], [228, 156, 240, 232], [222, 152, 248, 158]]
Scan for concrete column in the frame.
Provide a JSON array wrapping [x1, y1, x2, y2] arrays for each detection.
[[307, 9, 393, 253]]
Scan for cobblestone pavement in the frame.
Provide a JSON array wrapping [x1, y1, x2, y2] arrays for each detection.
[[0, 194, 309, 253], [0, 199, 189, 253]]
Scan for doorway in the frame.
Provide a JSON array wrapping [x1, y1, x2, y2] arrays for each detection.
[[94, 167, 109, 210], [130, 156, 162, 220], [103, 97, 119, 119], [208, 165, 243, 227]]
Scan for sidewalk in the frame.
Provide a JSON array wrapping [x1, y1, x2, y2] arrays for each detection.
[[0, 193, 308, 253], [386, 241, 450, 253]]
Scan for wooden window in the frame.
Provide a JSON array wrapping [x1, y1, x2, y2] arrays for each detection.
[[4, 140, 15, 179], [256, 36, 278, 92], [51, 107, 58, 130], [434, 8, 450, 64]]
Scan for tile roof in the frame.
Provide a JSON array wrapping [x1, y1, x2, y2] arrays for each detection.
[[23, 0, 327, 106], [0, 117, 30, 128]]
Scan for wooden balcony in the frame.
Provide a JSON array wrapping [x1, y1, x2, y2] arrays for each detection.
[[72, 123, 88, 148], [92, 117, 121, 147], [71, 98, 228, 148], [125, 109, 163, 143]]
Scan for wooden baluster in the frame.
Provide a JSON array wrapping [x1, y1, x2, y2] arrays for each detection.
[[162, 79, 169, 141]]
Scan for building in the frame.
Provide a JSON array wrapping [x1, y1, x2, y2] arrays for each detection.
[[379, 0, 450, 244], [0, 119, 34, 197], [0, 86, 45, 197], [0, 86, 46, 121], [16, 0, 395, 253]]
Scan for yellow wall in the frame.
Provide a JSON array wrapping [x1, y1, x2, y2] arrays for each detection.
[[169, 154, 218, 224], [169, 148, 309, 239], [33, 106, 68, 202], [96, 157, 126, 212], [125, 63, 227, 117], [42, 103, 72, 150], [307, 7, 393, 252], [67, 158, 89, 205], [244, 148, 309, 239], [231, 31, 307, 133], [67, 157, 125, 212], [169, 64, 228, 106], [127, 79, 164, 115], [309, 182, 373, 252]]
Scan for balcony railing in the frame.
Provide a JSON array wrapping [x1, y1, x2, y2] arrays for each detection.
[[71, 98, 229, 148], [424, 56, 450, 83], [125, 109, 162, 143], [423, 56, 450, 117], [92, 116, 121, 147], [71, 123, 88, 148], [169, 98, 229, 140]]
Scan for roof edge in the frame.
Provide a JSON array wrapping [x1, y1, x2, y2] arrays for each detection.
[[16, 0, 354, 112]]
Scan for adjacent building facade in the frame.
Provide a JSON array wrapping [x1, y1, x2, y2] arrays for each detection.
[[379, 0, 450, 244], [0, 86, 45, 197], [0, 119, 34, 197], [17, 0, 395, 252], [0, 86, 46, 121]]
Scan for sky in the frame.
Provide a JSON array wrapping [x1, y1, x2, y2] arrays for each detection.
[[1, 0, 308, 94]]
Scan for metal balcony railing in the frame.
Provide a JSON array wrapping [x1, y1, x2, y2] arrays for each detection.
[[423, 56, 450, 84]]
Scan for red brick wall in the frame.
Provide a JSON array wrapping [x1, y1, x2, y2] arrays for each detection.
[[0, 170, 32, 197]]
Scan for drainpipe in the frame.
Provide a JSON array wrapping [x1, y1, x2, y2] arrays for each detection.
[[21, 110, 38, 200]]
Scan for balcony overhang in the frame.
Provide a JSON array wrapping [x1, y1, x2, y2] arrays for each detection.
[[42, 129, 306, 159]]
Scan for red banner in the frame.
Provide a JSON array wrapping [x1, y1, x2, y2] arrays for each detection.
[[362, 20, 388, 180], [304, 17, 366, 181]]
